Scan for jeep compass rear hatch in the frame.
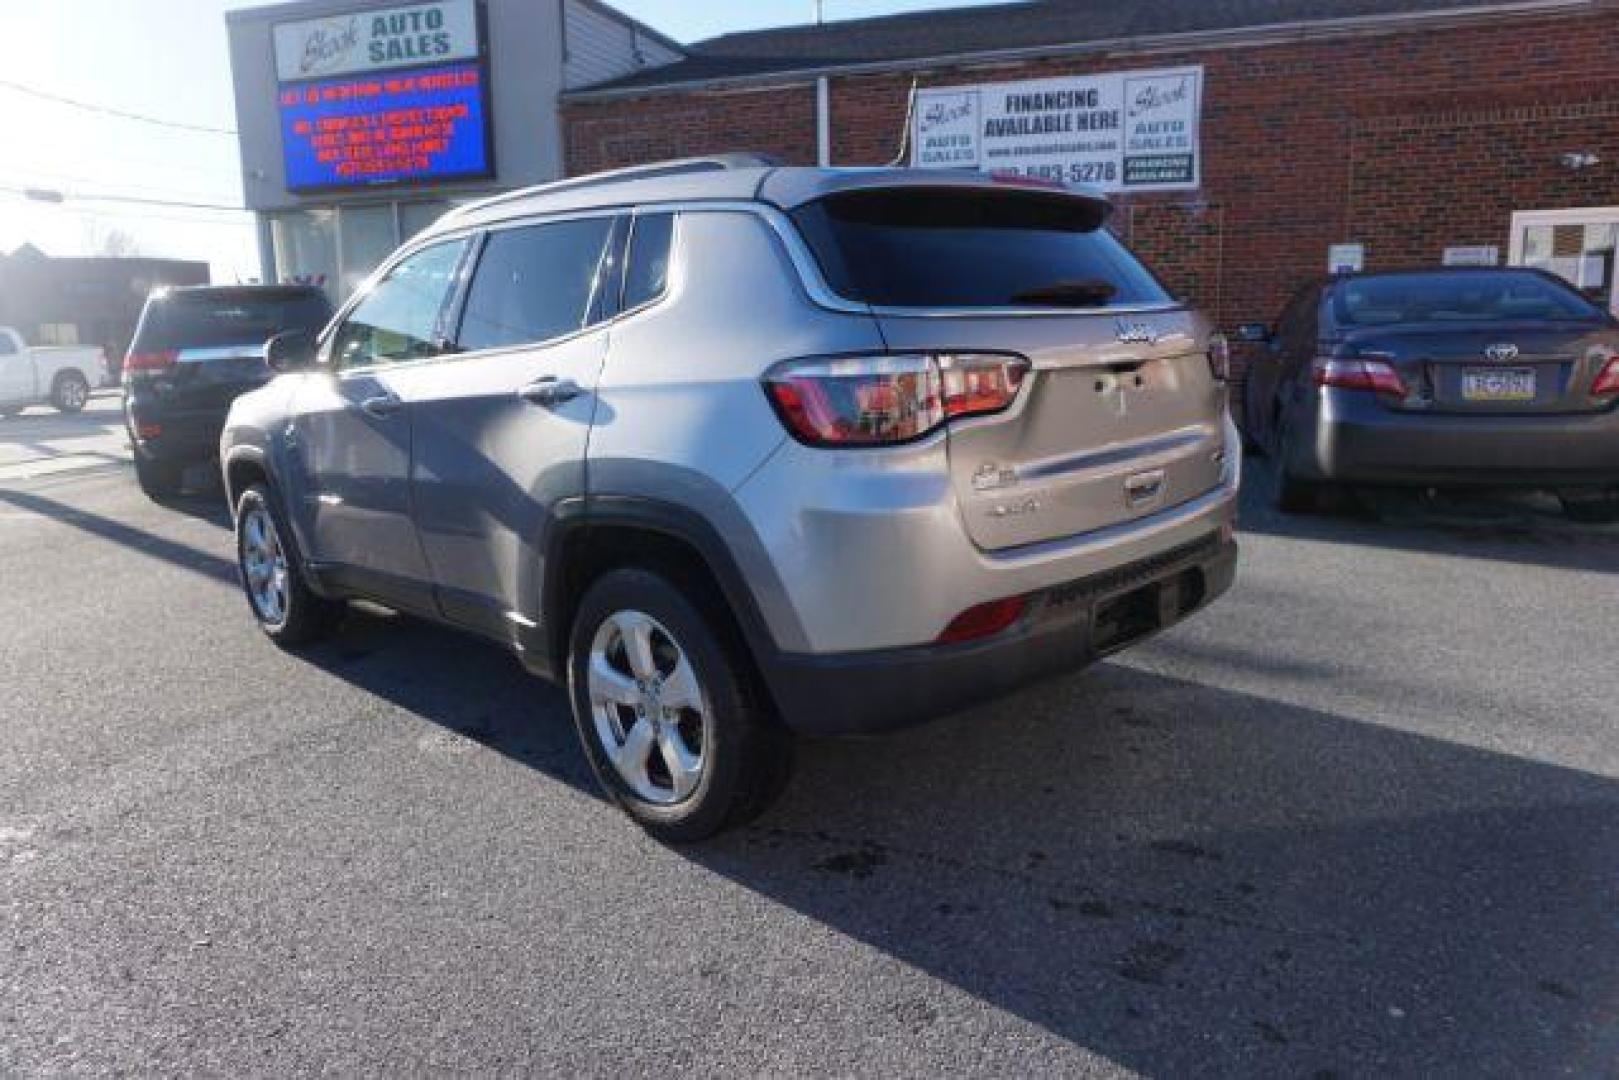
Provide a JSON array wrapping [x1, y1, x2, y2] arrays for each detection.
[[789, 184, 1226, 551]]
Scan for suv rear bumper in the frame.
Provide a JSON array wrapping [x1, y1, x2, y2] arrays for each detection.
[[762, 535, 1236, 735], [1298, 390, 1619, 487], [125, 396, 228, 464]]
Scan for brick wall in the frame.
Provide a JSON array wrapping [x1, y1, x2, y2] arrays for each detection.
[[563, 9, 1619, 334]]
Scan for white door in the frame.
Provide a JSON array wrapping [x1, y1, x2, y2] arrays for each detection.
[[1509, 207, 1619, 315], [0, 332, 32, 404]]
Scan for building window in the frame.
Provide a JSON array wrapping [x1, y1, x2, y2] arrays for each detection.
[[338, 205, 398, 298], [271, 208, 337, 295]]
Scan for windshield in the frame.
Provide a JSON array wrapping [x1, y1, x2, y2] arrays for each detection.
[[791, 188, 1172, 309], [134, 290, 333, 350], [1332, 271, 1604, 326]]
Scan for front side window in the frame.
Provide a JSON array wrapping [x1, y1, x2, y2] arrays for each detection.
[[331, 239, 468, 370], [456, 217, 616, 352]]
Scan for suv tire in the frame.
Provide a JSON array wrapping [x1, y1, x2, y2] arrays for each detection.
[[134, 454, 184, 499], [234, 483, 343, 646], [567, 567, 791, 843], [51, 371, 90, 413]]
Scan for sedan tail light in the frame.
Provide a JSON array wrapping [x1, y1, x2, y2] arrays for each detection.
[[1594, 356, 1619, 397], [763, 353, 1029, 447], [1313, 356, 1407, 397], [124, 350, 177, 376]]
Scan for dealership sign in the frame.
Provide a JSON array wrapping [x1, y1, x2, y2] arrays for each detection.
[[912, 67, 1203, 193], [273, 0, 491, 191], [273, 0, 481, 82]]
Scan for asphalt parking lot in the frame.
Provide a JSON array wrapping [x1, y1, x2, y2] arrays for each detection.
[[2, 408, 1617, 1075]]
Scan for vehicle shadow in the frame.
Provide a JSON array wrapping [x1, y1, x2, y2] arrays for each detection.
[[691, 662, 1619, 1075], [0, 486, 236, 584], [1238, 457, 1619, 574], [296, 604, 603, 801], [284, 591, 1619, 1074]]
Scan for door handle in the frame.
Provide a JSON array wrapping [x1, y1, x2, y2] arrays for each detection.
[[518, 377, 582, 408], [359, 392, 403, 418]]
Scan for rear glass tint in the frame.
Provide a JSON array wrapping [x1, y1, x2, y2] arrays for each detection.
[[133, 290, 332, 351], [791, 189, 1171, 309], [1332, 271, 1603, 326]]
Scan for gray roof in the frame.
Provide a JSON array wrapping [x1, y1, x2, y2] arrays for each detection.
[[572, 0, 1586, 97]]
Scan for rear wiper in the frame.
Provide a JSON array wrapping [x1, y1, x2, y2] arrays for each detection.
[[1009, 278, 1118, 307]]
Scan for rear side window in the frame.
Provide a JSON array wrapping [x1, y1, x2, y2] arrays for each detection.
[[791, 189, 1172, 309], [1331, 271, 1605, 326], [456, 217, 616, 351], [622, 213, 675, 311], [133, 290, 332, 351]]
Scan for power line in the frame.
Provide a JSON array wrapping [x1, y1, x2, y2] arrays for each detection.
[[0, 78, 237, 136], [0, 183, 243, 213], [78, 192, 247, 213]]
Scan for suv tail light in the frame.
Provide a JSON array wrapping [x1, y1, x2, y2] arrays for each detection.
[[763, 353, 1029, 447], [1313, 356, 1406, 396], [1594, 355, 1619, 397], [124, 350, 177, 376]]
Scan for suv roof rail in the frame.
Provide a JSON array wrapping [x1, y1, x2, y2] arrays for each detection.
[[444, 153, 783, 221]]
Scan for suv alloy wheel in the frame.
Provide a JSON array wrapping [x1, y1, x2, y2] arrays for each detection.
[[233, 484, 343, 645], [567, 568, 791, 843]]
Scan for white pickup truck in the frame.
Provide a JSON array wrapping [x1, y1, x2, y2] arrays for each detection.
[[0, 327, 103, 415]]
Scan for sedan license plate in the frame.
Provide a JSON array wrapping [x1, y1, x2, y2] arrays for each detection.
[[1462, 367, 1535, 402]]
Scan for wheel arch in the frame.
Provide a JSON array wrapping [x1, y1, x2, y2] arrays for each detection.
[[540, 497, 787, 709], [223, 447, 270, 515]]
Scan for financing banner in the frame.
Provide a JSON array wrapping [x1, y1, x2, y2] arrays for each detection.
[[912, 66, 1203, 193]]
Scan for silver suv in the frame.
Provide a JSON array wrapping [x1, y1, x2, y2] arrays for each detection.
[[222, 156, 1241, 841]]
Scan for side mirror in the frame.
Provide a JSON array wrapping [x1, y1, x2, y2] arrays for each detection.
[[265, 329, 318, 372], [1235, 323, 1273, 344]]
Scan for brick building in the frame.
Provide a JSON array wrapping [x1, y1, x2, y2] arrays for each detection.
[[0, 245, 209, 373], [562, 0, 1619, 338]]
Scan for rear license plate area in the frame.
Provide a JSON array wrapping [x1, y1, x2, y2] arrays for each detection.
[[1462, 367, 1535, 401], [1091, 569, 1205, 654]]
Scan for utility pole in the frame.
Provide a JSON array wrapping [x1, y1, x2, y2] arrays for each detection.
[[814, 0, 824, 25]]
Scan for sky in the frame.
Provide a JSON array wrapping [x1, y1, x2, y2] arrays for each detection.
[[0, 0, 1004, 282]]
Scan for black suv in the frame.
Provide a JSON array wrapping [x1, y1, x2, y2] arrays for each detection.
[[124, 285, 332, 498]]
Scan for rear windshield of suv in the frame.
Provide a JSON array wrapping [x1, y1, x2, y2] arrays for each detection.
[[133, 289, 333, 350], [790, 188, 1172, 309], [1332, 270, 1604, 326]]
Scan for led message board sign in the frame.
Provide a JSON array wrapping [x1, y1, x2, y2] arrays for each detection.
[[273, 1, 492, 192], [278, 61, 492, 191]]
